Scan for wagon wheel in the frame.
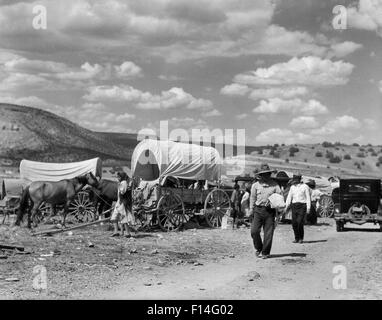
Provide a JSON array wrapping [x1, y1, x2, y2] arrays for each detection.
[[317, 195, 335, 218], [134, 208, 153, 231], [69, 191, 96, 223], [204, 189, 231, 228], [32, 202, 52, 225], [157, 193, 187, 232]]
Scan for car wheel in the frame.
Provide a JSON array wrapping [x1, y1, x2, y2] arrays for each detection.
[[336, 221, 344, 232]]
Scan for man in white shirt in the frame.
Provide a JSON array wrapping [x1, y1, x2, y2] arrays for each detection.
[[285, 173, 311, 244], [250, 163, 282, 259]]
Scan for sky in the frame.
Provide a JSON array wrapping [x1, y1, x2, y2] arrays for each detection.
[[0, 0, 381, 146]]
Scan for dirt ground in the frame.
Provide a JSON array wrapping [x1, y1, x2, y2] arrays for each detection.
[[0, 216, 381, 300]]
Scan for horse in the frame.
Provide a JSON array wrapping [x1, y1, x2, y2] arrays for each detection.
[[15, 172, 99, 228], [88, 179, 118, 218]]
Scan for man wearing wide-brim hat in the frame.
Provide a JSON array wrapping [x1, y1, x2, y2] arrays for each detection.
[[285, 173, 311, 243], [249, 163, 282, 259]]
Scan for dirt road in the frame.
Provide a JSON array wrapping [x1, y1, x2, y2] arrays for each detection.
[[1, 219, 381, 299], [96, 220, 382, 300]]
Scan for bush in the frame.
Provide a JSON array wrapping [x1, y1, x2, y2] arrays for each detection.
[[357, 152, 365, 158], [352, 143, 360, 147], [368, 147, 375, 153], [289, 151, 295, 157], [344, 154, 351, 160], [326, 151, 334, 159], [304, 159, 307, 162], [315, 151, 323, 157], [359, 147, 365, 152], [322, 141, 334, 148], [289, 146, 299, 153], [258, 149, 263, 155], [377, 162, 380, 167], [273, 152, 280, 158], [371, 151, 378, 157], [378, 156, 382, 163], [285, 158, 289, 163], [329, 156, 342, 163]]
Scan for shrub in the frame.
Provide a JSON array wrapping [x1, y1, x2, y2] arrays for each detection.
[[304, 159, 307, 162], [359, 147, 365, 152], [289, 146, 299, 153], [285, 158, 289, 163], [371, 151, 378, 157], [352, 143, 360, 147], [322, 141, 334, 148], [344, 154, 351, 160], [315, 151, 323, 157], [258, 149, 263, 155], [326, 151, 334, 159], [368, 147, 375, 153], [377, 162, 380, 167], [378, 156, 382, 163], [273, 152, 280, 158], [357, 152, 365, 158], [329, 156, 342, 163]]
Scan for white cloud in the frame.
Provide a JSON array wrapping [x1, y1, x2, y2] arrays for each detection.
[[256, 128, 313, 144], [290, 116, 319, 129], [203, 108, 222, 117], [348, 0, 382, 34], [220, 83, 250, 96], [311, 115, 361, 135], [235, 113, 248, 120], [40, 102, 136, 132], [234, 56, 354, 87], [0, 95, 50, 108], [114, 61, 142, 78], [330, 41, 363, 58], [84, 85, 214, 111], [253, 98, 329, 115], [248, 86, 308, 100]]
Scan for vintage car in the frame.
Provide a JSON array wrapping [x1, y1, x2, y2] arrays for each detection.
[[333, 179, 382, 232]]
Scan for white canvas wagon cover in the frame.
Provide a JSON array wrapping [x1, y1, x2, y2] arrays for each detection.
[[19, 158, 102, 182], [131, 139, 222, 181]]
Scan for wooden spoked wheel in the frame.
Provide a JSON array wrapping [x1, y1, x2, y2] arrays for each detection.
[[34, 202, 52, 225], [157, 193, 187, 232], [69, 191, 96, 223], [204, 189, 231, 228], [134, 208, 153, 231], [317, 195, 335, 218]]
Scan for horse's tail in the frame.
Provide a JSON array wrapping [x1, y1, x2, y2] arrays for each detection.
[[15, 186, 31, 225]]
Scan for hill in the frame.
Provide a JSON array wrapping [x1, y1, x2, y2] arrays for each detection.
[[233, 143, 382, 178], [0, 103, 131, 166]]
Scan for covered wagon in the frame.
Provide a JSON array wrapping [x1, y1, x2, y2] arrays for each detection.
[[131, 139, 231, 231], [19, 158, 102, 223]]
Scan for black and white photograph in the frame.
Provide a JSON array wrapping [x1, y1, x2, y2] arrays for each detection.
[[0, 0, 381, 303]]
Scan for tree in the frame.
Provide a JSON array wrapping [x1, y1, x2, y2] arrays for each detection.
[[322, 141, 334, 148]]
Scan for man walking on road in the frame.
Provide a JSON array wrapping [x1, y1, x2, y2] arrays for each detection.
[[249, 163, 282, 259], [285, 173, 311, 244]]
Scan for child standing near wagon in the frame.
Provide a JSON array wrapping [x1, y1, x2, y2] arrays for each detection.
[[111, 171, 136, 238]]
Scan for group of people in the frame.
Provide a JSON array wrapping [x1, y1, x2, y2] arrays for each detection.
[[232, 163, 322, 259]]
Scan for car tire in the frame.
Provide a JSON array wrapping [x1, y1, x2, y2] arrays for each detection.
[[336, 221, 344, 232]]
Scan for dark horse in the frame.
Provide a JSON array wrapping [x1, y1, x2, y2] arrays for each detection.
[[15, 172, 99, 228], [88, 179, 118, 218]]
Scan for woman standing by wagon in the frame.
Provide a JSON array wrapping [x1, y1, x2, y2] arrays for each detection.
[[111, 171, 136, 238]]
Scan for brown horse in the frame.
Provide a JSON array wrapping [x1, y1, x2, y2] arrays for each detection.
[[15, 172, 99, 228]]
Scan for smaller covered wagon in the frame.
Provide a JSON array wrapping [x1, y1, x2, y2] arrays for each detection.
[[19, 158, 102, 223], [131, 139, 231, 231]]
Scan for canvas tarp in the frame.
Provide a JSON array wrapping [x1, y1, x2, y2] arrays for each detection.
[[131, 139, 222, 181], [0, 178, 26, 198], [19, 158, 102, 182]]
